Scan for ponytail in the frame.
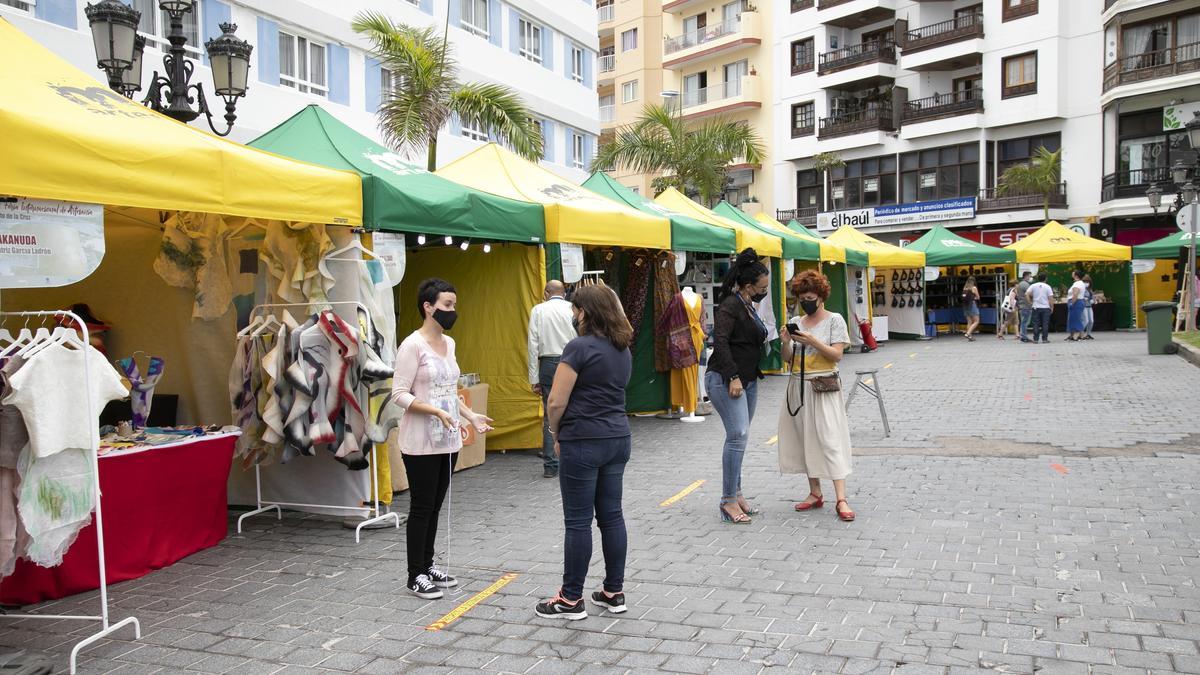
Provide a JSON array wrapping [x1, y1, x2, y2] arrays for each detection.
[[718, 248, 768, 302]]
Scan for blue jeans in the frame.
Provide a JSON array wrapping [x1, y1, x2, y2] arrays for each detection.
[[1084, 305, 1094, 336], [539, 356, 560, 471], [1018, 307, 1032, 340], [559, 436, 630, 601], [1032, 307, 1051, 342], [704, 370, 758, 502]]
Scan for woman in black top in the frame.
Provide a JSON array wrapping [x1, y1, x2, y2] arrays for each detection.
[[705, 249, 771, 524]]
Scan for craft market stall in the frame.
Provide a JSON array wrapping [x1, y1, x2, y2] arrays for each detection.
[[1131, 231, 1196, 328], [827, 226, 927, 341], [756, 214, 869, 324], [906, 224, 1016, 334]]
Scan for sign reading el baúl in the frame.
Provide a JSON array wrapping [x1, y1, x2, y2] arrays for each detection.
[[0, 198, 104, 288]]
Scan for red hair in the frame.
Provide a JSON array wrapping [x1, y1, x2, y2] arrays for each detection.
[[792, 269, 831, 301]]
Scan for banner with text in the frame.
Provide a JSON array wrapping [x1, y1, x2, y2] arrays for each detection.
[[816, 197, 976, 232], [0, 198, 105, 289]]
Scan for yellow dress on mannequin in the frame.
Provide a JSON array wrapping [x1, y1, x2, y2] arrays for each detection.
[[669, 292, 705, 413]]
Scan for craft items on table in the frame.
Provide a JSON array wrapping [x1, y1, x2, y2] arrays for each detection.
[[114, 354, 165, 429]]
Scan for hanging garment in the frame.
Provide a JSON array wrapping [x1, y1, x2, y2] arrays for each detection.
[[669, 293, 705, 415], [658, 293, 698, 371], [153, 212, 234, 321], [652, 254, 682, 373], [229, 333, 270, 466], [114, 355, 164, 429], [16, 446, 94, 568], [622, 253, 652, 339], [0, 355, 31, 577], [258, 221, 336, 308]]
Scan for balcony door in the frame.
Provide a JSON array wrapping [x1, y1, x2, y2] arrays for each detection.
[[723, 60, 748, 98], [862, 26, 894, 50], [1122, 20, 1171, 67], [683, 12, 706, 37], [953, 75, 982, 101], [722, 1, 743, 26], [683, 71, 708, 108]]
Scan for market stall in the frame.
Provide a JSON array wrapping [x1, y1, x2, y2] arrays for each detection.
[[758, 215, 869, 323], [827, 226, 927, 340], [906, 225, 1016, 334], [1131, 231, 1195, 328]]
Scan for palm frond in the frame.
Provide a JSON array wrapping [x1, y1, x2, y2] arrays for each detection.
[[449, 83, 543, 161]]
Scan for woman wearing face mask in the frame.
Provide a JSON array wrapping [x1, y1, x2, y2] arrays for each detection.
[[779, 270, 855, 522], [391, 278, 493, 600], [705, 249, 771, 524]]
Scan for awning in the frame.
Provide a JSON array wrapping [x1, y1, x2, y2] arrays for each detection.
[[0, 18, 361, 225], [436, 144, 670, 249], [581, 173, 736, 254], [827, 226, 926, 268], [249, 106, 544, 242], [755, 214, 867, 266], [713, 202, 821, 261], [1005, 221, 1131, 262], [1131, 230, 1195, 260], [907, 224, 1016, 266], [653, 188, 782, 258]]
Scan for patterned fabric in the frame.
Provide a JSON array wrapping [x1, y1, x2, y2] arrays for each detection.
[[652, 253, 681, 372], [658, 292, 698, 371], [153, 212, 233, 321], [621, 252, 652, 341], [115, 355, 164, 429]]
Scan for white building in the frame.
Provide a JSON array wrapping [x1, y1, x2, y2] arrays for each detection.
[[772, 0, 1106, 248], [1, 0, 600, 179]]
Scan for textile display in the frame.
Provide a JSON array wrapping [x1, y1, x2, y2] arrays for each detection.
[[398, 244, 542, 451], [153, 212, 234, 321], [652, 253, 682, 372], [114, 355, 164, 429], [622, 254, 671, 414], [668, 293, 704, 414], [259, 220, 337, 309], [0, 433, 236, 605], [622, 254, 652, 342]]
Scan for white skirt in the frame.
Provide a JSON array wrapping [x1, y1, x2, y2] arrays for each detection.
[[778, 374, 853, 479]]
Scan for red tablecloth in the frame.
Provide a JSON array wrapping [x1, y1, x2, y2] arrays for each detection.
[[0, 433, 236, 606]]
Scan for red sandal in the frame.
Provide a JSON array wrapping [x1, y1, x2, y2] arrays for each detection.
[[835, 499, 855, 522], [794, 493, 824, 511]]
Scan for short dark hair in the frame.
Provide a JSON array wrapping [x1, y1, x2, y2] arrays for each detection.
[[1073, 269, 1084, 279], [1037, 273, 1047, 282], [1022, 270, 1032, 278], [416, 277, 456, 319]]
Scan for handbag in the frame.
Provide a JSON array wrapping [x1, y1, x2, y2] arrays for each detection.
[[786, 320, 841, 417]]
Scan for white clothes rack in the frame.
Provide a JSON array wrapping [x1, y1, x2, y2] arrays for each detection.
[[0, 310, 141, 674], [234, 301, 400, 543]]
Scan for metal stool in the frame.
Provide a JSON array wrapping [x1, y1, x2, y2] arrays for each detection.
[[845, 368, 890, 437]]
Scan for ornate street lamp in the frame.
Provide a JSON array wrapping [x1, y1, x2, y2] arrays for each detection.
[[1145, 110, 1200, 332], [85, 0, 252, 136]]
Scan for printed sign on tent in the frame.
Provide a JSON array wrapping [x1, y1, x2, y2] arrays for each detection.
[[1131, 259, 1156, 274], [371, 233, 405, 286], [560, 243, 584, 283], [0, 198, 104, 289]]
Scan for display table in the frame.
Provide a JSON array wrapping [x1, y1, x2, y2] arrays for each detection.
[[0, 432, 237, 606], [390, 384, 488, 493], [1051, 302, 1116, 332]]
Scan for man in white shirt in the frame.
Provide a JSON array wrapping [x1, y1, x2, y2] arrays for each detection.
[[528, 280, 576, 477], [1025, 273, 1055, 344]]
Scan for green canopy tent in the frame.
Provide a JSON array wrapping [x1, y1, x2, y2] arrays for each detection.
[[714, 202, 821, 261], [783, 219, 870, 267], [249, 105, 545, 241], [1132, 230, 1196, 259], [907, 224, 1016, 265], [582, 172, 736, 254]]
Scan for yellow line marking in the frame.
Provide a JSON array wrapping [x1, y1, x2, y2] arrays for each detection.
[[883, 362, 894, 369], [863, 379, 873, 386], [426, 573, 518, 631], [660, 480, 706, 507], [909, 353, 917, 358], [766, 435, 778, 446]]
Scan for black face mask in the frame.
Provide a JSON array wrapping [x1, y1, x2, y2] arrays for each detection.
[[800, 299, 819, 316], [750, 290, 768, 304], [433, 309, 457, 331]]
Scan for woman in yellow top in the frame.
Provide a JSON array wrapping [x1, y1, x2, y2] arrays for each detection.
[[778, 270, 855, 522]]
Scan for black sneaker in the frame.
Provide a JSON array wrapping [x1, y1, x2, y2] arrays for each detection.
[[427, 567, 457, 589], [543, 468, 558, 478], [408, 574, 443, 599], [590, 591, 627, 614], [535, 595, 587, 620]]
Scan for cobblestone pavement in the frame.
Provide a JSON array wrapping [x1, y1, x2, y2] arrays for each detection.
[[3, 334, 1199, 674]]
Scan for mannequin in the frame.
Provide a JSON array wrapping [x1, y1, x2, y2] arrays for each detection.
[[669, 287, 706, 419]]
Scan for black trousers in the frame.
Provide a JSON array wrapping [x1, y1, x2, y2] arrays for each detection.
[[401, 451, 459, 583]]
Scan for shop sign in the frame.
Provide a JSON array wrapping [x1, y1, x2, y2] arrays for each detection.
[[1131, 259, 1156, 274], [1164, 102, 1200, 131], [817, 197, 976, 231], [673, 250, 687, 276], [0, 197, 104, 289], [371, 233, 405, 286], [560, 243, 584, 283], [924, 266, 940, 281]]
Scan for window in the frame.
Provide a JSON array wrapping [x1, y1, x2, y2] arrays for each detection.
[[519, 18, 542, 63], [630, 186, 640, 195], [1120, 12, 1200, 67], [796, 169, 823, 212], [993, 133, 1060, 186], [131, 0, 200, 53], [380, 66, 404, 96], [460, 117, 488, 142], [723, 60, 747, 97], [683, 12, 706, 39], [682, 71, 707, 107], [1116, 110, 1197, 186], [622, 79, 639, 103], [953, 75, 983, 100], [621, 28, 638, 52], [460, 0, 489, 38], [1002, 51, 1037, 98], [828, 155, 897, 209], [571, 133, 585, 169], [721, 0, 743, 25], [571, 45, 584, 83], [279, 31, 328, 96], [791, 102, 815, 138], [1002, 0, 1037, 22], [791, 38, 814, 75], [900, 143, 979, 203], [0, 1, 34, 13]]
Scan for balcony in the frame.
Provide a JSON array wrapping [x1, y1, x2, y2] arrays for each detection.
[[600, 105, 615, 124], [902, 89, 983, 123], [818, 106, 895, 139], [679, 75, 762, 119], [901, 13, 983, 54], [819, 40, 896, 75], [599, 54, 615, 73], [817, 0, 896, 29], [818, 0, 855, 8], [662, 12, 762, 69], [1102, 42, 1200, 93], [777, 207, 819, 226], [1100, 167, 1179, 202], [598, 3, 614, 24], [792, 0, 814, 10], [977, 182, 1067, 212], [1002, 0, 1037, 21]]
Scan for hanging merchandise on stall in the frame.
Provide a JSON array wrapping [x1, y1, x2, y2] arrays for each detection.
[[828, 226, 926, 339]]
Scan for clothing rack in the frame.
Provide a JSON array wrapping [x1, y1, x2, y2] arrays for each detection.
[[0, 310, 141, 674], [235, 301, 401, 543]]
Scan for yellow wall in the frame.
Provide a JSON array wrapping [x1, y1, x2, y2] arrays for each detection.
[[1134, 259, 1179, 329]]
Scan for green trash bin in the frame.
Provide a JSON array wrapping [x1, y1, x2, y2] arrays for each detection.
[[1141, 301, 1177, 355]]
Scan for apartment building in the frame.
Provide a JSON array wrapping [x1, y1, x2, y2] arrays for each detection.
[[773, 0, 1105, 247], [0, 0, 600, 179]]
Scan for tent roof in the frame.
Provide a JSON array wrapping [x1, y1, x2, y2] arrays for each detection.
[[0, 18, 361, 225], [653, 188, 782, 258], [436, 144, 670, 249], [714, 202, 822, 261], [781, 218, 824, 241], [827, 226, 926, 268], [750, 212, 860, 265], [582, 173, 736, 254], [1005, 221, 1131, 262], [907, 224, 1016, 266], [1131, 230, 1195, 260], [249, 106, 544, 242]]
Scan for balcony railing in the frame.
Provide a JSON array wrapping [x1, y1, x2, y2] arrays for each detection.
[[1102, 41, 1200, 93], [902, 88, 983, 123], [819, 40, 896, 75], [600, 105, 615, 123], [681, 80, 744, 110], [977, 181, 1067, 212], [1002, 0, 1037, 21], [1100, 167, 1178, 202], [791, 0, 814, 11], [902, 12, 983, 53], [777, 207, 819, 225], [599, 54, 615, 73], [598, 3, 614, 23], [818, 0, 855, 8], [818, 106, 895, 139], [664, 16, 740, 55]]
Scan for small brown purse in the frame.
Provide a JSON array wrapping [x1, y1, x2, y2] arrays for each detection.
[[810, 373, 841, 392]]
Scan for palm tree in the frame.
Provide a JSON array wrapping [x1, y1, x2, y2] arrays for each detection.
[[593, 104, 764, 206], [812, 151, 845, 210], [998, 146, 1062, 223], [353, 12, 542, 171]]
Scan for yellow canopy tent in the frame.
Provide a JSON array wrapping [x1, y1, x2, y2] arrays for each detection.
[[436, 144, 670, 248], [753, 213, 848, 264], [654, 188, 783, 258], [0, 18, 361, 224], [827, 225, 926, 268], [1005, 221, 1132, 262]]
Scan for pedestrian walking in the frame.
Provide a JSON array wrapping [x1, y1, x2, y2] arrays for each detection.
[[1082, 274, 1095, 340], [706, 248, 771, 524], [961, 276, 981, 341], [528, 279, 577, 478], [535, 284, 633, 621], [1066, 269, 1087, 342], [778, 270, 855, 522], [1016, 270, 1034, 343], [998, 285, 1019, 340], [392, 278, 494, 600], [1026, 273, 1054, 344]]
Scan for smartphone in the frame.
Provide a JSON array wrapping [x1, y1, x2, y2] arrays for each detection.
[[787, 322, 803, 336]]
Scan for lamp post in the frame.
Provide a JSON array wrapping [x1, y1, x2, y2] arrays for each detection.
[[1146, 110, 1200, 333], [85, 0, 252, 136]]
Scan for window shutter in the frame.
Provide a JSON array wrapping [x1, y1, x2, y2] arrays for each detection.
[[420, 0, 433, 14], [542, 120, 556, 163], [34, 0, 77, 29], [488, 0, 502, 46], [256, 17, 279, 85], [566, 129, 575, 166], [541, 26, 553, 71], [365, 57, 382, 112], [200, 0, 231, 65], [448, 0, 461, 27], [583, 134, 595, 171], [327, 43, 350, 105], [562, 36, 572, 79], [583, 49, 594, 88], [509, 9, 520, 55]]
